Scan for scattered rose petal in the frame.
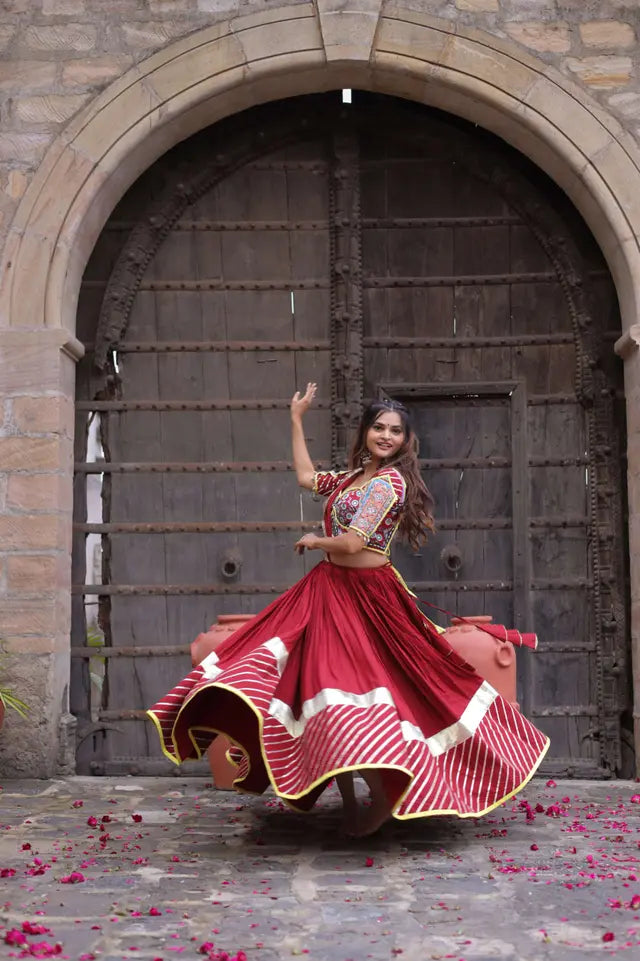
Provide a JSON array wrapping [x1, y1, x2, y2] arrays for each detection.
[[365, 857, 374, 868], [603, 932, 615, 942], [60, 870, 86, 884], [4, 929, 28, 946], [22, 922, 51, 935]]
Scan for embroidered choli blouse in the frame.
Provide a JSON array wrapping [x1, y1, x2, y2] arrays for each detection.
[[313, 467, 407, 556]]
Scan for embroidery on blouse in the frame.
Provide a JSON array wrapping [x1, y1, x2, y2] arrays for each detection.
[[349, 477, 398, 542], [328, 468, 406, 555], [312, 469, 357, 497]]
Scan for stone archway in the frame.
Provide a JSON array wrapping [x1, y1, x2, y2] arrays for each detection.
[[2, 4, 640, 776]]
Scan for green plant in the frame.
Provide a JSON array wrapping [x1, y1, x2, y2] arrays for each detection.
[[0, 686, 29, 718], [0, 648, 29, 719]]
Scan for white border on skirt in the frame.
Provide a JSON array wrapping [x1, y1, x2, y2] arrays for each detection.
[[268, 681, 498, 757]]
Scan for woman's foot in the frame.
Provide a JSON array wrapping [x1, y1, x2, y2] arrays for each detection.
[[341, 801, 360, 836], [335, 772, 359, 836], [354, 769, 392, 837]]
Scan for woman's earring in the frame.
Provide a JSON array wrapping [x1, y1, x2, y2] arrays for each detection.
[[360, 449, 372, 466]]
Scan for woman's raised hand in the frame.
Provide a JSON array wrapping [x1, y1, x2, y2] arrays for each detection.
[[291, 382, 317, 421]]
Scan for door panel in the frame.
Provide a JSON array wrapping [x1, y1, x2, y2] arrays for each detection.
[[73, 94, 628, 777]]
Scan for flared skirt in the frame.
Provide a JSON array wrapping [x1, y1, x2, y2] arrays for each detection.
[[148, 561, 549, 819]]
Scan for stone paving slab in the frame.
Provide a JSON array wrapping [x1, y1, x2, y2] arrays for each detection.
[[0, 777, 639, 961]]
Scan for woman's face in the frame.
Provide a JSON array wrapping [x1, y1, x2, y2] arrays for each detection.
[[365, 411, 405, 461]]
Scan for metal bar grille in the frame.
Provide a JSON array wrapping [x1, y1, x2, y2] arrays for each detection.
[[71, 645, 190, 658], [68, 639, 599, 659], [73, 578, 592, 596], [73, 515, 590, 534], [81, 333, 583, 352], [104, 214, 524, 231], [74, 455, 589, 472], [82, 271, 577, 291], [75, 400, 332, 412]]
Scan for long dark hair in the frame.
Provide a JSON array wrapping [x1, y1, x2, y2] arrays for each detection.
[[348, 400, 435, 551]]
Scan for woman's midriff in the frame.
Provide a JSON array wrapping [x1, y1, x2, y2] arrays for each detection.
[[327, 550, 389, 570]]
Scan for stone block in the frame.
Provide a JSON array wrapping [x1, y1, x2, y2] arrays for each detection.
[[120, 20, 195, 49], [6, 555, 63, 594], [42, 0, 86, 12], [564, 56, 632, 90], [580, 21, 635, 50], [455, 0, 498, 10], [0, 652, 66, 778], [505, 21, 571, 54], [0, 599, 57, 634], [4, 170, 29, 201], [197, 0, 239, 11], [0, 1, 31, 12], [609, 92, 640, 119], [0, 635, 63, 655], [235, 8, 322, 63], [0, 62, 57, 92], [442, 32, 538, 100], [0, 514, 63, 551], [0, 25, 17, 51], [499, 0, 561, 13], [152, 0, 197, 11], [62, 56, 133, 86], [141, 31, 245, 102], [318, 0, 381, 62], [7, 473, 72, 512], [22, 25, 97, 52], [14, 94, 91, 126], [0, 133, 51, 165], [522, 75, 615, 159], [0, 331, 75, 394], [11, 395, 74, 435], [0, 437, 67, 472]]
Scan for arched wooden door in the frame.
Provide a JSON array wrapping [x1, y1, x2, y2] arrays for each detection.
[[73, 93, 630, 778]]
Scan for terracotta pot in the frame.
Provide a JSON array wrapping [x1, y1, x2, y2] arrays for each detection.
[[442, 615, 519, 709], [190, 614, 254, 789]]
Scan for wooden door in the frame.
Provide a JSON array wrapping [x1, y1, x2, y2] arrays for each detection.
[[72, 94, 629, 778]]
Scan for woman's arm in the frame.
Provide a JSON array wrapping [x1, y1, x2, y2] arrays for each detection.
[[294, 531, 365, 556], [291, 382, 317, 490]]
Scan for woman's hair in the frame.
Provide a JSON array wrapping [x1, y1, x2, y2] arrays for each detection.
[[348, 400, 435, 551]]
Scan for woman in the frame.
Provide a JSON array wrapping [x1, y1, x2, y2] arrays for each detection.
[[149, 386, 549, 837]]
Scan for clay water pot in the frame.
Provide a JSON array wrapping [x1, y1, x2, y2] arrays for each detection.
[[442, 615, 519, 709], [190, 614, 254, 789]]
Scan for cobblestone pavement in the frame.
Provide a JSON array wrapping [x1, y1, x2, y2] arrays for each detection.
[[0, 777, 639, 961]]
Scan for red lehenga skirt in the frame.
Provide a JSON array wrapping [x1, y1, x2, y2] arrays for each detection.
[[148, 561, 549, 820]]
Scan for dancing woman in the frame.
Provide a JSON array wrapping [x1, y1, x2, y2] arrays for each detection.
[[149, 385, 549, 836]]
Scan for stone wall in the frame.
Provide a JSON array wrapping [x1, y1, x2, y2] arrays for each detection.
[[2, 0, 640, 776], [0, 1, 639, 257]]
